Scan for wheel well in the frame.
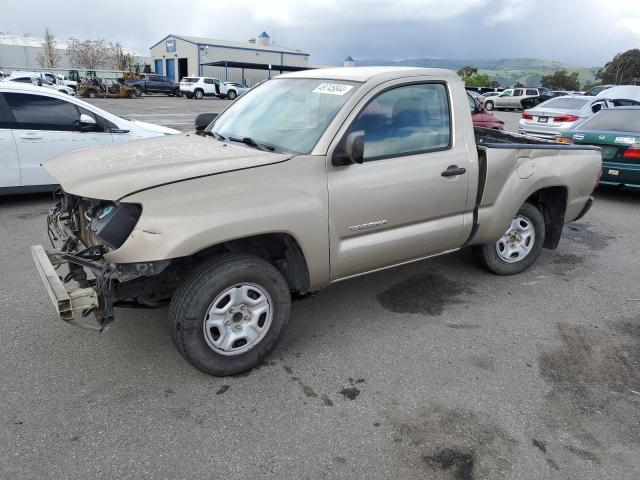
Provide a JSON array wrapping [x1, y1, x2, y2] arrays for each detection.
[[193, 233, 310, 294], [526, 186, 567, 250]]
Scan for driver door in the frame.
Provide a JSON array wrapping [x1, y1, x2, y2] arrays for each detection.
[[2, 92, 112, 186], [328, 81, 470, 280]]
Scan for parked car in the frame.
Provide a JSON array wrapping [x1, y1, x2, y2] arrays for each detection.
[[0, 82, 179, 194], [179, 76, 221, 99], [557, 107, 640, 190], [586, 84, 616, 96], [595, 85, 640, 102], [5, 74, 76, 96], [31, 67, 601, 376], [518, 95, 635, 139], [219, 82, 249, 100], [8, 70, 77, 92], [484, 87, 551, 111], [125, 74, 180, 96], [466, 89, 485, 104], [468, 92, 504, 129]]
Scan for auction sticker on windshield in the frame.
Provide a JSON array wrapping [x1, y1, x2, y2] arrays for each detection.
[[313, 83, 354, 95]]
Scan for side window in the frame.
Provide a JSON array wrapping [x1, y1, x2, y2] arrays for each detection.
[[149, 75, 159, 81], [513, 89, 524, 96], [500, 90, 512, 97], [467, 93, 477, 112], [351, 83, 451, 161], [4, 93, 80, 131], [526, 89, 538, 96], [204, 78, 214, 84]]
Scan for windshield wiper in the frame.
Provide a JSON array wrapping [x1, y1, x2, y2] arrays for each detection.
[[228, 136, 275, 152], [206, 131, 226, 141]]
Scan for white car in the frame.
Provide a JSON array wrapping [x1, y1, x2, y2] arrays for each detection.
[[6, 73, 76, 96], [518, 95, 640, 139], [179, 76, 221, 99], [219, 82, 249, 100], [0, 82, 179, 194]]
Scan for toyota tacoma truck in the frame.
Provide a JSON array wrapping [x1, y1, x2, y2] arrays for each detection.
[[31, 67, 602, 376]]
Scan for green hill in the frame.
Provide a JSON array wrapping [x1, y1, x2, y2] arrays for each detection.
[[356, 57, 600, 87]]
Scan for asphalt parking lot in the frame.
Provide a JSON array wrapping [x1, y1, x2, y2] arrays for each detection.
[[1, 97, 639, 480]]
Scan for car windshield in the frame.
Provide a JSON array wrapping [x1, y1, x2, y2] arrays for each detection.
[[577, 109, 640, 133], [540, 97, 589, 110], [210, 78, 360, 154]]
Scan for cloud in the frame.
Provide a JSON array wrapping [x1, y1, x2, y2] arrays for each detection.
[[483, 0, 534, 26]]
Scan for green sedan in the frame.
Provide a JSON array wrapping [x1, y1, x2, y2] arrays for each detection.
[[557, 107, 640, 190]]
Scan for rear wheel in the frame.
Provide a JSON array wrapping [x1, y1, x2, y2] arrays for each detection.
[[88, 91, 96, 98], [169, 254, 291, 376], [485, 100, 494, 111], [472, 202, 545, 275], [194, 89, 204, 99]]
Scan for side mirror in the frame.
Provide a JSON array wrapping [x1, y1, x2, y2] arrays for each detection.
[[332, 130, 365, 166], [195, 112, 218, 134], [79, 113, 97, 132]]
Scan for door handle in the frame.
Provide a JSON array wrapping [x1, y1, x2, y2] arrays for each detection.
[[441, 166, 466, 177], [20, 133, 43, 140]]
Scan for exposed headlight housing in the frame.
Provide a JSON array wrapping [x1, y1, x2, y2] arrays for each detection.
[[88, 203, 142, 249]]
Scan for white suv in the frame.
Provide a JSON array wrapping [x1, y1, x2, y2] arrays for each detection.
[[179, 77, 221, 99], [219, 82, 249, 100]]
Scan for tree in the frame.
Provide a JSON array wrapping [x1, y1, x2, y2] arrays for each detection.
[[597, 49, 640, 85], [112, 43, 134, 71], [464, 73, 491, 88], [540, 70, 581, 90], [457, 65, 478, 80], [36, 28, 60, 68], [67, 38, 115, 69]]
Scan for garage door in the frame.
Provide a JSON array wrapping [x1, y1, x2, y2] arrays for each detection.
[[166, 59, 175, 82], [154, 59, 163, 76]]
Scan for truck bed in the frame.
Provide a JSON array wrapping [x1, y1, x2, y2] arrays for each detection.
[[474, 127, 601, 150]]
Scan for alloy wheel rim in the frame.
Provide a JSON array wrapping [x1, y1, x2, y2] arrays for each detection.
[[203, 283, 273, 356], [496, 215, 535, 263]]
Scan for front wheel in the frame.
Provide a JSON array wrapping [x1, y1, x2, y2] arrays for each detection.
[[194, 89, 204, 99], [484, 100, 494, 111], [472, 202, 545, 275], [227, 90, 237, 100], [134, 86, 143, 97], [169, 254, 291, 376]]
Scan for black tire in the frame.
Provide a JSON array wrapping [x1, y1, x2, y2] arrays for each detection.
[[169, 254, 291, 376], [134, 86, 143, 97], [472, 202, 545, 276], [227, 90, 237, 100], [186, 94, 193, 99], [485, 100, 494, 111], [175, 89, 182, 97], [88, 91, 96, 98], [194, 89, 204, 99]]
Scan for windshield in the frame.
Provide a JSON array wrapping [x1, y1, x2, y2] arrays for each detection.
[[540, 97, 589, 110], [210, 78, 360, 154], [578, 109, 640, 133]]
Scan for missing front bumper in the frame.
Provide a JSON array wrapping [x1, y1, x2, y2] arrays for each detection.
[[31, 244, 112, 331]]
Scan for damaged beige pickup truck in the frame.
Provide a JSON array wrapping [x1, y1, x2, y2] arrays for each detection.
[[32, 67, 602, 376]]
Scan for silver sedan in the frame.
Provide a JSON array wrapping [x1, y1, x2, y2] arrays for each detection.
[[518, 96, 619, 139]]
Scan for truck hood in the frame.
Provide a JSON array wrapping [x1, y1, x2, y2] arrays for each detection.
[[44, 134, 293, 200]]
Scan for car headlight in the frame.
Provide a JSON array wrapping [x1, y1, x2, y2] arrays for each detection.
[[88, 202, 142, 249]]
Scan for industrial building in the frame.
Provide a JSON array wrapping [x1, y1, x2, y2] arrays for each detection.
[[0, 32, 145, 74], [0, 33, 72, 69], [149, 32, 311, 86]]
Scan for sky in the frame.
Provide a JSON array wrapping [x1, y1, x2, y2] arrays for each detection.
[[3, 0, 639, 67]]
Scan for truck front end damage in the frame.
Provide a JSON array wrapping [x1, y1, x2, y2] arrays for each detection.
[[32, 190, 175, 331]]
